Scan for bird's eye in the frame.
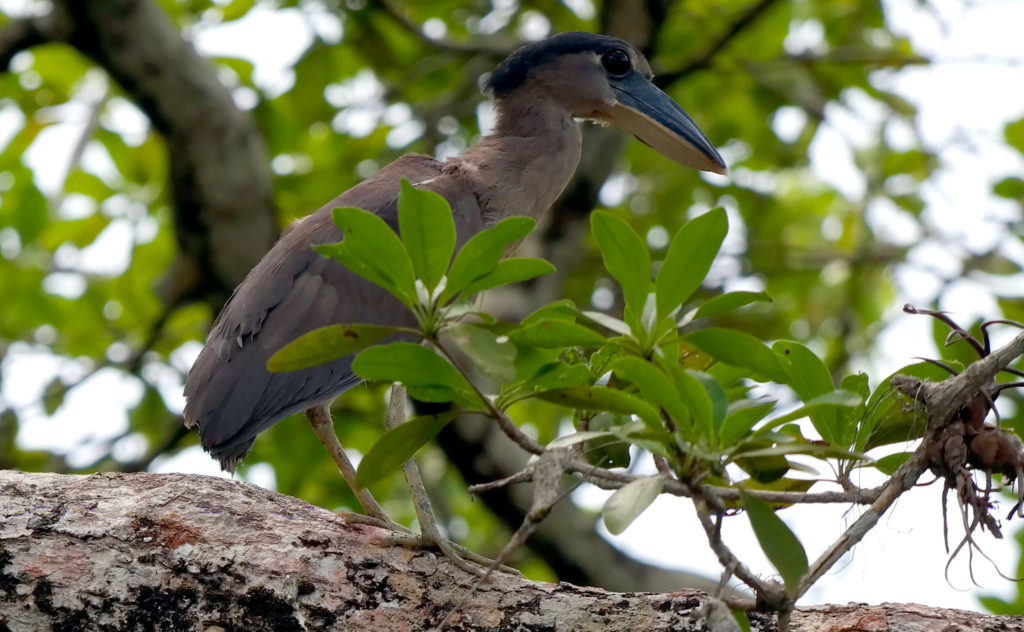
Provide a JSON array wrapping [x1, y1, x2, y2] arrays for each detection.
[[601, 49, 631, 76]]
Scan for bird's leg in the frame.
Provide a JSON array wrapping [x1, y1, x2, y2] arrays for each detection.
[[384, 386, 516, 577], [305, 405, 409, 532]]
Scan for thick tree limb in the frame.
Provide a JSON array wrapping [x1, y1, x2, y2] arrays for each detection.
[[1, 471, 1021, 631], [1, 0, 279, 305]]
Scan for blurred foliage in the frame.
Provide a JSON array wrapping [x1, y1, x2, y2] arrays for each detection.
[[1, 0, 1023, 610]]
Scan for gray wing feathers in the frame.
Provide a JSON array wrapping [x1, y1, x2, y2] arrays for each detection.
[[183, 154, 486, 470]]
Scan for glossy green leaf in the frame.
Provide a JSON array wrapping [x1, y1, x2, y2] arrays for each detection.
[[447, 323, 516, 383], [752, 391, 863, 438], [692, 371, 728, 439], [773, 340, 847, 445], [872, 451, 912, 475], [590, 211, 652, 317], [397, 179, 456, 292], [510, 319, 607, 348], [740, 489, 808, 593], [523, 362, 593, 391], [442, 216, 536, 302], [612, 356, 689, 426], [355, 413, 453, 488], [521, 299, 578, 325], [664, 364, 715, 437], [684, 328, 787, 383], [535, 386, 660, 429], [693, 291, 773, 320], [655, 207, 727, 319], [352, 342, 482, 408], [460, 257, 554, 297], [268, 323, 402, 372], [720, 400, 776, 447], [735, 453, 793, 483], [317, 206, 416, 306], [602, 476, 664, 535], [580, 310, 632, 336]]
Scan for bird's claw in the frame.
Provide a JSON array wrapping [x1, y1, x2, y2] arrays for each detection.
[[380, 530, 521, 578]]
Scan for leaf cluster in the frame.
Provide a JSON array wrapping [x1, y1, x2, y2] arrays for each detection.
[[268, 185, 966, 603]]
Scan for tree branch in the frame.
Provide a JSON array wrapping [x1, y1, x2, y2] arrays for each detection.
[[796, 329, 1024, 599], [12, 0, 281, 306], [0, 471, 1020, 631], [654, 0, 782, 87]]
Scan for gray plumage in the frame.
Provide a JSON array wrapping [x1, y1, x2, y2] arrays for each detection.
[[183, 32, 725, 471]]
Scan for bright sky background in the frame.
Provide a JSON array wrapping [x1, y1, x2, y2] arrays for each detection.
[[3, 0, 1024, 612]]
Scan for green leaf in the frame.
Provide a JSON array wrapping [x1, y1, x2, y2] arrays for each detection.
[[602, 476, 664, 535], [351, 342, 483, 408], [752, 391, 863, 437], [355, 413, 453, 488], [774, 341, 834, 400], [1005, 117, 1024, 156], [740, 489, 808, 593], [684, 328, 787, 383], [584, 412, 632, 468], [735, 453, 792, 483], [442, 216, 536, 302], [43, 377, 65, 416], [535, 386, 661, 429], [663, 364, 715, 438], [510, 319, 607, 348], [693, 291, 772, 320], [590, 211, 652, 317], [611, 357, 689, 427], [317, 206, 416, 307], [397, 179, 456, 292], [859, 361, 952, 451], [873, 452, 912, 475], [580, 310, 632, 336], [720, 400, 775, 447], [521, 299, 578, 325], [523, 362, 593, 391], [460, 258, 554, 297], [733, 611, 752, 632], [447, 323, 516, 383], [267, 324, 401, 372], [692, 371, 728, 440], [655, 207, 727, 319], [773, 340, 847, 445]]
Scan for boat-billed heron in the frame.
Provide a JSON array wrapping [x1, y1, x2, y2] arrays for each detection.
[[183, 31, 725, 534]]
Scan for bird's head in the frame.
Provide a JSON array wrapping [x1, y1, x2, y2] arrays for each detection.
[[487, 32, 727, 175]]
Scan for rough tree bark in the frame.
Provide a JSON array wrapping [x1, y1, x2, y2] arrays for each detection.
[[1, 471, 1020, 632]]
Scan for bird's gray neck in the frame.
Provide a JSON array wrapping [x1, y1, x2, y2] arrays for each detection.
[[450, 93, 583, 225]]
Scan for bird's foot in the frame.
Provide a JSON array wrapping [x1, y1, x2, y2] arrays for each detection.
[[339, 510, 514, 576], [337, 510, 414, 534], [380, 530, 521, 578]]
